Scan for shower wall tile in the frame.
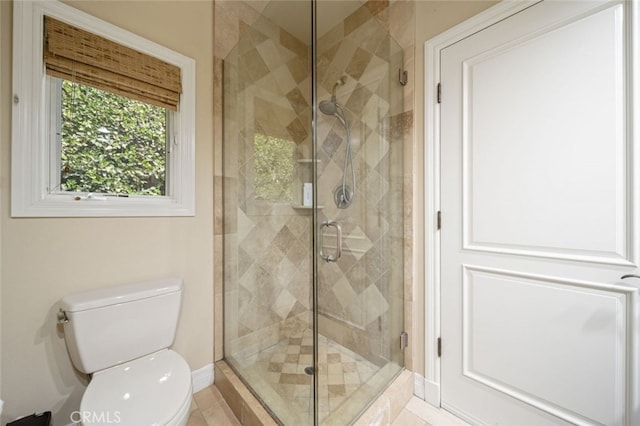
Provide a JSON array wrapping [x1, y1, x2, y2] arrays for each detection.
[[280, 28, 308, 57], [214, 52, 225, 362], [344, 5, 374, 36], [348, 18, 388, 55], [216, 0, 416, 372], [285, 118, 308, 144], [365, 0, 390, 18], [215, 5, 240, 59], [285, 87, 309, 115], [215, 290, 225, 361], [345, 48, 373, 80], [219, 0, 314, 359], [388, 0, 415, 50], [286, 56, 310, 85], [214, 177, 224, 236], [314, 0, 415, 365]]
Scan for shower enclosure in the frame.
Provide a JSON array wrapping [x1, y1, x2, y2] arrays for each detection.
[[222, 1, 405, 423]]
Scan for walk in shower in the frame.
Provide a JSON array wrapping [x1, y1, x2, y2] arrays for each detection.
[[221, 1, 406, 423]]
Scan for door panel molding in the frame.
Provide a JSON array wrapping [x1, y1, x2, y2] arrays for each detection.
[[460, 3, 630, 266], [424, 0, 639, 424], [461, 264, 635, 425]]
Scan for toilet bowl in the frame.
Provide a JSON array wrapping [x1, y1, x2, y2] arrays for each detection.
[[59, 279, 192, 425], [81, 350, 191, 425]]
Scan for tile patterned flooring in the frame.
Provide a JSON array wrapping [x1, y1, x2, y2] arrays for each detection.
[[187, 385, 240, 426], [227, 329, 381, 424], [187, 385, 472, 426]]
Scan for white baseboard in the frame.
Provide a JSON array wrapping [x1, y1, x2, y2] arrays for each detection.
[[424, 379, 441, 407], [413, 372, 426, 400], [192, 363, 214, 393]]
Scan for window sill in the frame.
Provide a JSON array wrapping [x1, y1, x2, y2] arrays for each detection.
[[12, 193, 195, 217]]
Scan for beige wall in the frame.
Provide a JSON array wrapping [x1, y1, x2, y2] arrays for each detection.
[[0, 0, 511, 423], [413, 0, 497, 377], [0, 1, 214, 425]]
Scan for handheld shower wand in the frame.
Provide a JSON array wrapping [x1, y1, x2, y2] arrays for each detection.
[[319, 77, 355, 209]]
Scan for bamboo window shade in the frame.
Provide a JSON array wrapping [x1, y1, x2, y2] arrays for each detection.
[[43, 16, 182, 111]]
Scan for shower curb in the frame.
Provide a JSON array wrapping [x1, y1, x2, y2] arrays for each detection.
[[215, 359, 413, 425], [214, 360, 279, 426], [353, 369, 414, 426]]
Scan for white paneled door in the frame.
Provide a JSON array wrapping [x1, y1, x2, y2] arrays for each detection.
[[440, 1, 639, 425]]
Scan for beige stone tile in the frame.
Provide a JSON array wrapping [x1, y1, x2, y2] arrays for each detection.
[[218, 0, 262, 24], [194, 386, 224, 411], [344, 5, 373, 35], [388, 370, 415, 419], [186, 398, 196, 415], [279, 28, 308, 57], [328, 374, 344, 385], [388, 0, 415, 50], [318, 21, 344, 51], [405, 397, 471, 426], [214, 4, 239, 59], [214, 294, 224, 361], [287, 56, 310, 85], [393, 409, 428, 426], [186, 410, 207, 426], [202, 401, 241, 426], [365, 0, 390, 17], [251, 15, 280, 43], [345, 47, 373, 80]]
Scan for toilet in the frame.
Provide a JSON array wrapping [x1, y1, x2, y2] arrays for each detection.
[[59, 278, 192, 425]]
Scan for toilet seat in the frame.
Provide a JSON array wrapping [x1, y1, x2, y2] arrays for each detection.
[[80, 349, 192, 425]]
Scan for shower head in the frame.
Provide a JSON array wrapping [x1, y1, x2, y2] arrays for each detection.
[[319, 99, 348, 130], [319, 100, 338, 116], [318, 95, 355, 209], [320, 76, 348, 117]]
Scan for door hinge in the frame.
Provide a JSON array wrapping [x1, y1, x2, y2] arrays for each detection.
[[437, 83, 442, 104], [437, 211, 441, 230], [437, 337, 442, 357], [399, 68, 408, 86], [400, 332, 409, 350]]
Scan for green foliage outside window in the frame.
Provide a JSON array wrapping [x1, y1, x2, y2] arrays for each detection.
[[60, 79, 167, 195], [253, 134, 294, 202]]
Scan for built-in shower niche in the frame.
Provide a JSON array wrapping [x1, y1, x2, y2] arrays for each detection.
[[292, 159, 323, 210]]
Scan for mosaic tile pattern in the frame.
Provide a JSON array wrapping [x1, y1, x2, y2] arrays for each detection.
[[230, 329, 378, 425]]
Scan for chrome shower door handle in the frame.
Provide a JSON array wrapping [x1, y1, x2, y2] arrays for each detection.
[[319, 221, 342, 262]]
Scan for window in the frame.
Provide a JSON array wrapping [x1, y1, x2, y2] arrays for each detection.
[[12, 1, 195, 216], [253, 134, 295, 202], [51, 79, 170, 196]]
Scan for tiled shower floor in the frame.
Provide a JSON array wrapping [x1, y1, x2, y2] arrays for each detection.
[[228, 328, 380, 424]]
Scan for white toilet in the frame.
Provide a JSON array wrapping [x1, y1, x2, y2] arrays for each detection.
[[59, 278, 192, 425]]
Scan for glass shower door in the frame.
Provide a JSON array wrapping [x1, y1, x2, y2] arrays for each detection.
[[313, 1, 405, 423], [222, 0, 404, 423], [222, 1, 314, 424]]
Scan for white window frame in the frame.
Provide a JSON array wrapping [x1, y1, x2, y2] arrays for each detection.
[[12, 0, 196, 217]]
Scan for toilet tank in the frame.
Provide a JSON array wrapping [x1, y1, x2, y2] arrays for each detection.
[[60, 278, 183, 374]]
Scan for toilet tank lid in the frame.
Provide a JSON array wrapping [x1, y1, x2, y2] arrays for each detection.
[[61, 278, 183, 313]]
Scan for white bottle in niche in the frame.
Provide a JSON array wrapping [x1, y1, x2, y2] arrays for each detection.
[[303, 183, 313, 207]]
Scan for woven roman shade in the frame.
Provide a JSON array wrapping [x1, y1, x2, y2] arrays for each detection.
[[43, 16, 182, 110]]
